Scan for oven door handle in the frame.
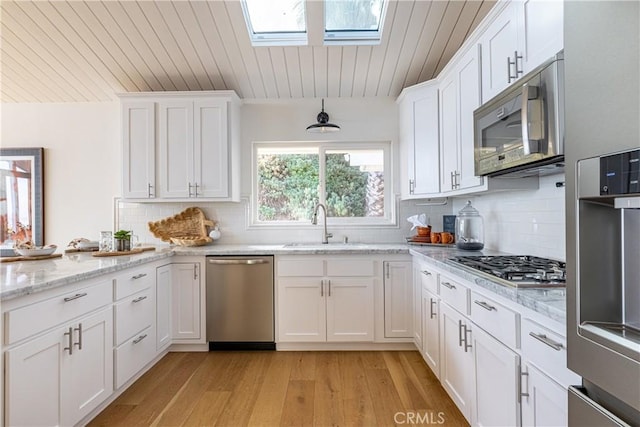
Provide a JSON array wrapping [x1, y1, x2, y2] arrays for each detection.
[[521, 84, 539, 156]]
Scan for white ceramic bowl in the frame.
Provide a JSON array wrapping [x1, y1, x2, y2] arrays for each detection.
[[15, 245, 57, 257]]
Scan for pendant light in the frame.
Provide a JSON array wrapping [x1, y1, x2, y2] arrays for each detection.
[[306, 99, 340, 133]]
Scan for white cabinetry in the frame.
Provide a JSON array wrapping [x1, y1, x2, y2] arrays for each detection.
[[480, 0, 564, 103], [439, 301, 474, 422], [171, 262, 203, 341], [120, 91, 241, 201], [156, 264, 172, 352], [4, 281, 113, 427], [122, 101, 156, 198], [439, 45, 484, 194], [113, 265, 156, 389], [383, 261, 413, 338], [277, 257, 375, 343], [521, 318, 581, 427], [422, 286, 440, 379], [398, 81, 440, 199], [472, 325, 520, 427]]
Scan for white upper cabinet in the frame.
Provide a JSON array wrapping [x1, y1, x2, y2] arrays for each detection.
[[398, 81, 440, 199], [439, 45, 484, 194], [120, 91, 240, 202], [480, 0, 564, 103], [122, 101, 156, 199]]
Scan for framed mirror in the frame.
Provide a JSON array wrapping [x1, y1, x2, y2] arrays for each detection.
[[0, 148, 44, 256]]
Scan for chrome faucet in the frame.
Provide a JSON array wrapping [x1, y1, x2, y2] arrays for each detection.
[[312, 203, 333, 244]]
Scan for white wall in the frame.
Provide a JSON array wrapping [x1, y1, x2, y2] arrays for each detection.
[[1, 102, 120, 246]]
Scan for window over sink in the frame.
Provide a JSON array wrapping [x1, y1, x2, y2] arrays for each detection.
[[252, 141, 393, 226]]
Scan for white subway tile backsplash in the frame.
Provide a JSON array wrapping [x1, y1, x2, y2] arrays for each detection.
[[451, 174, 566, 260]]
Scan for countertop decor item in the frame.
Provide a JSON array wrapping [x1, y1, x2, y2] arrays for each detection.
[[148, 207, 215, 246], [13, 243, 57, 257], [113, 229, 132, 252]]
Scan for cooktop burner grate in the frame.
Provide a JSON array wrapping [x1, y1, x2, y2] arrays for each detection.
[[448, 255, 567, 288]]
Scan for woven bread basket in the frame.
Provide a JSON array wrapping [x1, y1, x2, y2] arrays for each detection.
[[148, 207, 215, 246]]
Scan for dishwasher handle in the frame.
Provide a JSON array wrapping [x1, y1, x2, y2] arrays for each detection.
[[208, 259, 268, 265]]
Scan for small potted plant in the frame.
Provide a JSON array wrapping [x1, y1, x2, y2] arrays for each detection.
[[113, 229, 132, 252]]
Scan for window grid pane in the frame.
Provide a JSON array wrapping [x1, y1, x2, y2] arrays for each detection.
[[244, 0, 306, 34]]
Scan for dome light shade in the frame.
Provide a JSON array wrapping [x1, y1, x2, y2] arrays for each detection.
[[306, 99, 340, 133]]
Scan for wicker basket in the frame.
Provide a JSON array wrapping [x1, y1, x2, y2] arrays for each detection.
[[148, 207, 215, 246]]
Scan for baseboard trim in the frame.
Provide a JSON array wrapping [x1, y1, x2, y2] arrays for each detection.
[[276, 342, 417, 351]]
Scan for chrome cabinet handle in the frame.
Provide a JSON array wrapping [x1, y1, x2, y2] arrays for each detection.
[[132, 295, 148, 303], [529, 332, 564, 351], [147, 183, 154, 198], [133, 334, 148, 344], [385, 262, 390, 279], [409, 179, 415, 194], [64, 292, 87, 302], [441, 281, 456, 290], [520, 370, 530, 401], [464, 325, 472, 352], [74, 323, 83, 351], [328, 279, 331, 297], [188, 182, 193, 197], [421, 270, 432, 277], [458, 320, 465, 348], [514, 50, 523, 77], [64, 327, 73, 355], [132, 273, 147, 280], [474, 300, 497, 311], [450, 171, 455, 190], [208, 259, 268, 265], [320, 279, 324, 297], [507, 55, 515, 82], [194, 182, 200, 197], [430, 298, 437, 319]]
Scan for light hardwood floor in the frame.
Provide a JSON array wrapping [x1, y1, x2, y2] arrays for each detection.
[[88, 351, 468, 427]]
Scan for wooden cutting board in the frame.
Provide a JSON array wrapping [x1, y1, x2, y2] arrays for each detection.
[[0, 253, 63, 263], [91, 247, 155, 257]]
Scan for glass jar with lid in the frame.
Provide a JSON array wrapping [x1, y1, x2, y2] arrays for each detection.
[[455, 200, 484, 250]]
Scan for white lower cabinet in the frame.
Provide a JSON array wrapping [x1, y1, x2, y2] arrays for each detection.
[[115, 325, 156, 389], [439, 302, 474, 422], [472, 325, 520, 427], [171, 262, 203, 340], [156, 264, 172, 351], [276, 256, 376, 343], [5, 307, 113, 427], [521, 363, 567, 427], [421, 286, 440, 379], [383, 260, 413, 338]]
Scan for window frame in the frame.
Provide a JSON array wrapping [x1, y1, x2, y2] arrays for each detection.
[[251, 140, 395, 228], [240, 0, 308, 46]]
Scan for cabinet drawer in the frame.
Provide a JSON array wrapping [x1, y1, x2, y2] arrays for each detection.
[[438, 274, 469, 315], [114, 325, 156, 389], [5, 278, 113, 345], [114, 287, 154, 346], [326, 259, 375, 277], [114, 265, 155, 300], [522, 318, 581, 387], [417, 264, 438, 295], [470, 291, 519, 349], [277, 258, 324, 277]]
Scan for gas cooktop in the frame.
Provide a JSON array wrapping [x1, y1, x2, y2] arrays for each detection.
[[448, 255, 567, 288]]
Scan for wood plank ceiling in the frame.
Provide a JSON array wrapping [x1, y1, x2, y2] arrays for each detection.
[[0, 0, 495, 103]]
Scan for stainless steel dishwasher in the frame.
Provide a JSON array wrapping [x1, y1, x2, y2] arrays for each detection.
[[206, 255, 275, 350]]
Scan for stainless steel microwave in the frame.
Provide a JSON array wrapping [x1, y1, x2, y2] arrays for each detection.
[[474, 52, 565, 177]]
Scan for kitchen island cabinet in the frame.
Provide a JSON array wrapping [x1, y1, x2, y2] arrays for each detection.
[[4, 282, 113, 427]]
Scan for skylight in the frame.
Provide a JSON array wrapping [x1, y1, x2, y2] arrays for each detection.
[[241, 0, 387, 47], [241, 0, 307, 46], [325, 0, 386, 45]]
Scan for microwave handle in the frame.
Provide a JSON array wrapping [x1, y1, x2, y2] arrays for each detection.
[[521, 83, 535, 155]]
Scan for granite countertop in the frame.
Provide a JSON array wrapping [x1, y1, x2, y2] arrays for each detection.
[[409, 246, 567, 324], [0, 243, 409, 301], [1, 243, 568, 325]]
